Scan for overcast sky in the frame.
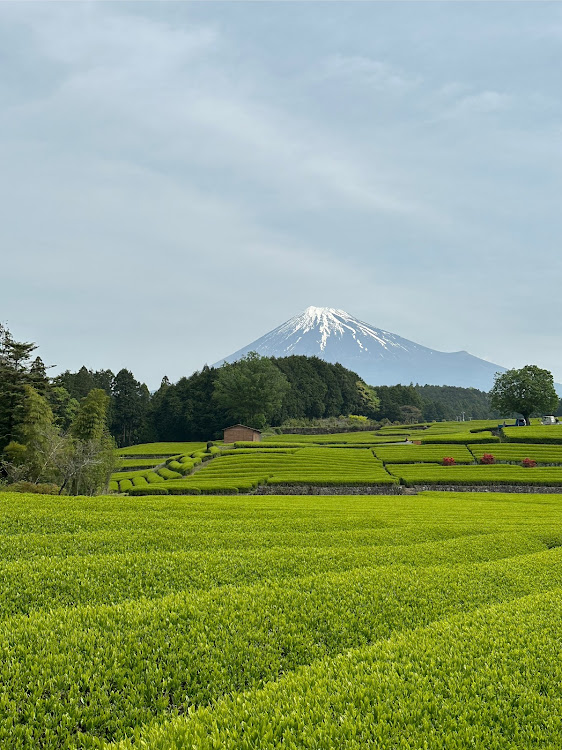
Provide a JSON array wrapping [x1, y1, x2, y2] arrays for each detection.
[[2, 2, 561, 389]]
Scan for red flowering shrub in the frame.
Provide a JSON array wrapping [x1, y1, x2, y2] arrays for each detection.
[[442, 457, 456, 466], [521, 457, 537, 468], [480, 453, 496, 465]]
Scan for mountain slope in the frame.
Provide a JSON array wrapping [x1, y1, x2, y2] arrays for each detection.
[[215, 307, 506, 391]]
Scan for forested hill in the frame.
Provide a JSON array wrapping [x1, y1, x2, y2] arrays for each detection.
[[55, 356, 379, 445], [149, 356, 379, 443], [415, 384, 495, 421], [371, 383, 495, 423], [52, 360, 562, 445], [414, 383, 562, 423]]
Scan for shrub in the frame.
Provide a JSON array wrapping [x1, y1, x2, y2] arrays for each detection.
[[145, 472, 162, 484], [442, 457, 456, 466], [161, 485, 201, 495], [119, 479, 133, 492], [128, 486, 169, 495], [178, 463, 195, 475], [521, 458, 537, 468], [167, 460, 195, 475], [480, 453, 496, 465], [157, 467, 182, 480], [421, 432, 499, 445]]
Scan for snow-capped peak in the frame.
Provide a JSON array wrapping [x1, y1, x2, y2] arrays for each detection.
[[277, 307, 404, 352], [214, 306, 506, 391]]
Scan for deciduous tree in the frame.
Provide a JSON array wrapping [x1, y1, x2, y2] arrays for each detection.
[[213, 352, 290, 430], [65, 389, 115, 494], [490, 365, 559, 425]]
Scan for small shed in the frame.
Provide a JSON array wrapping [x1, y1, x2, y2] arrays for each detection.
[[223, 424, 262, 443]]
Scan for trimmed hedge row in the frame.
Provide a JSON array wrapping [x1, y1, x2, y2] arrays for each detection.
[[115, 442, 206, 456], [373, 445, 474, 464], [502, 426, 562, 444], [419, 431, 499, 445], [113, 589, 562, 750], [388, 464, 562, 487], [469, 443, 562, 465], [5, 536, 562, 748], [129, 486, 170, 496], [156, 467, 182, 480], [266, 476, 398, 486]]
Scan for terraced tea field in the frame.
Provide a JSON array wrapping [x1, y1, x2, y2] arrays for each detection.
[[115, 442, 207, 456], [112, 431, 562, 493], [3, 491, 562, 748], [503, 424, 562, 443], [388, 463, 562, 486], [373, 444, 474, 464], [469, 443, 562, 464]]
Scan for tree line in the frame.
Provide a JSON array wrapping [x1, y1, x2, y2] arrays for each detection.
[[53, 356, 515, 443], [0, 325, 115, 494], [3, 324, 561, 492]]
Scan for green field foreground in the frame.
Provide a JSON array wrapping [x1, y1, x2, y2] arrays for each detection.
[[2, 492, 562, 747]]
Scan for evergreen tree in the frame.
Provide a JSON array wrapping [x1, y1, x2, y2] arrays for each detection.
[[111, 369, 149, 447], [0, 324, 37, 451], [47, 386, 80, 431], [151, 378, 189, 440], [29, 357, 49, 395], [273, 356, 328, 421], [375, 385, 422, 422], [56, 366, 97, 400], [71, 389, 110, 442], [415, 384, 492, 421], [180, 366, 228, 440], [92, 369, 115, 396]]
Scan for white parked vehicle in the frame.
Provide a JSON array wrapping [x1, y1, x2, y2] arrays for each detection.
[[541, 415, 559, 425]]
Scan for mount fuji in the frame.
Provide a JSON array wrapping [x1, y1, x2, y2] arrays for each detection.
[[215, 306, 506, 391]]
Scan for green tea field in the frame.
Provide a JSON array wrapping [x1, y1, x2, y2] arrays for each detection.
[[2, 490, 562, 748], [111, 422, 562, 494]]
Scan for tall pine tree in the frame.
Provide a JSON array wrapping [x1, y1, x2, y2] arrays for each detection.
[[0, 325, 37, 451]]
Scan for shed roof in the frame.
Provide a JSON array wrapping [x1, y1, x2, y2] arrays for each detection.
[[224, 424, 262, 433]]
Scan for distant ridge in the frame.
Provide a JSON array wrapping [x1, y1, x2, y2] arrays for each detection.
[[214, 306, 507, 391]]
